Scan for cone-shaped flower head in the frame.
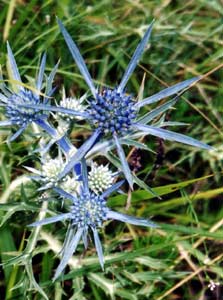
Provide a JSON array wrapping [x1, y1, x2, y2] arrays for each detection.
[[29, 159, 157, 281], [88, 164, 113, 194], [0, 43, 59, 141], [60, 97, 86, 115], [89, 88, 136, 136], [42, 158, 64, 183], [70, 191, 108, 228], [6, 89, 43, 127], [58, 89, 87, 121], [25, 155, 80, 194], [27, 19, 212, 188]]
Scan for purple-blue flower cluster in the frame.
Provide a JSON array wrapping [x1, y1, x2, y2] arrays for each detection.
[[29, 159, 156, 280], [0, 18, 212, 281], [89, 88, 137, 135], [70, 191, 108, 228], [6, 89, 41, 127]]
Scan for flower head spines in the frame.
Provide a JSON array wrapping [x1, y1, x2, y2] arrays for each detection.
[[7, 42, 22, 83], [89, 88, 136, 136], [71, 192, 108, 228], [57, 18, 97, 99], [6, 89, 42, 126], [40, 157, 80, 193], [59, 96, 86, 121], [89, 164, 113, 194], [117, 20, 154, 93], [42, 158, 63, 182]]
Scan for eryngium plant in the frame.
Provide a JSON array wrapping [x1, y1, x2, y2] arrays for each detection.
[[23, 19, 211, 189], [56, 18, 212, 188], [0, 18, 212, 285], [0, 45, 56, 141], [29, 159, 157, 281]]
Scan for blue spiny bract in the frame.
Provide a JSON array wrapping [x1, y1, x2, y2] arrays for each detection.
[[29, 159, 157, 281], [6, 89, 42, 127], [0, 43, 58, 142], [53, 19, 212, 188], [18, 19, 212, 188]]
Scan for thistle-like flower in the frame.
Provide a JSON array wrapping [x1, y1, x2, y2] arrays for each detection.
[[42, 158, 64, 182], [0, 44, 58, 141], [58, 89, 87, 121], [29, 159, 157, 281], [22, 19, 212, 188], [54, 19, 212, 188], [88, 163, 113, 194], [0, 44, 83, 164], [25, 156, 80, 194]]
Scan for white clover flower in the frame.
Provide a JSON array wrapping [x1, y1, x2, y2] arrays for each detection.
[[59, 175, 80, 195], [89, 164, 113, 194]]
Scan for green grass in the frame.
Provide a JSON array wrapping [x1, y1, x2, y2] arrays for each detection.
[[0, 0, 223, 299]]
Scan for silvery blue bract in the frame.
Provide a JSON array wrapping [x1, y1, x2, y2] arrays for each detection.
[[29, 159, 157, 280], [51, 19, 211, 187]]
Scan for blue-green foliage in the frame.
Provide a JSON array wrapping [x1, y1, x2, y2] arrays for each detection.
[[0, 17, 213, 288]]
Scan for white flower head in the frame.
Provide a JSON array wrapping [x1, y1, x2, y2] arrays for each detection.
[[60, 97, 85, 112], [59, 175, 80, 195], [42, 158, 63, 183], [59, 91, 87, 121], [41, 157, 80, 195], [88, 163, 113, 194]]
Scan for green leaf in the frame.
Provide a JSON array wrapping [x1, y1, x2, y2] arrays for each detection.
[[108, 174, 214, 207]]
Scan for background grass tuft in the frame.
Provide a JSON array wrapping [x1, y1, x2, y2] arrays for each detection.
[[0, 1, 222, 299]]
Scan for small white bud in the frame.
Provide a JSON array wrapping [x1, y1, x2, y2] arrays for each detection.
[[59, 97, 86, 120], [89, 164, 113, 194], [42, 158, 63, 182]]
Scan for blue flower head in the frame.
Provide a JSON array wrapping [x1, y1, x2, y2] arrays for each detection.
[[51, 19, 212, 188], [22, 19, 212, 188], [89, 87, 137, 136], [0, 43, 58, 141], [29, 159, 157, 281], [6, 89, 41, 126]]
